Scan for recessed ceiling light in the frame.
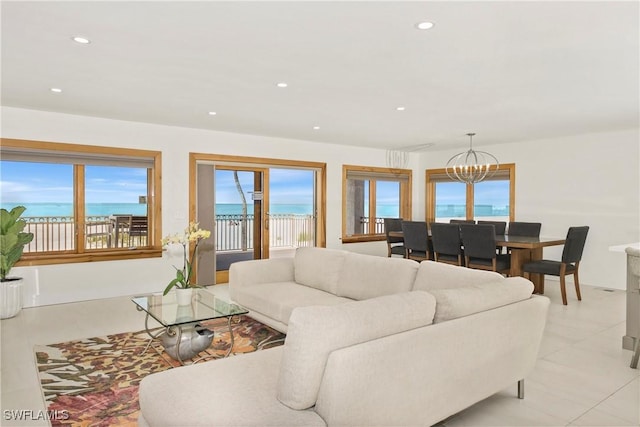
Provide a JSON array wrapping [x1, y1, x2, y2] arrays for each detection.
[[415, 21, 435, 30], [208, 111, 217, 116], [50, 88, 62, 93], [72, 36, 91, 44], [313, 126, 320, 130], [396, 106, 406, 111], [276, 82, 288, 88]]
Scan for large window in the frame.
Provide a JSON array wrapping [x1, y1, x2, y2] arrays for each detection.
[[342, 165, 412, 243], [0, 138, 162, 265], [426, 163, 514, 223]]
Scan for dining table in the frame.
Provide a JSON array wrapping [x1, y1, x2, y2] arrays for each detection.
[[388, 230, 566, 294]]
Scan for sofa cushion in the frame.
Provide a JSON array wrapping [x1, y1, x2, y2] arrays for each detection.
[[276, 291, 436, 410], [232, 281, 352, 326], [139, 347, 325, 427], [229, 257, 295, 301], [412, 260, 505, 291], [336, 252, 419, 300], [429, 277, 534, 323], [294, 247, 347, 294]]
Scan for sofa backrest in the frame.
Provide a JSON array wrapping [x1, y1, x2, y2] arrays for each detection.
[[294, 247, 347, 294], [294, 247, 419, 300], [412, 260, 505, 291], [336, 252, 419, 300], [276, 291, 436, 410]]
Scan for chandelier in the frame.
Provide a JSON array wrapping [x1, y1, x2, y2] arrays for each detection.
[[445, 133, 499, 184]]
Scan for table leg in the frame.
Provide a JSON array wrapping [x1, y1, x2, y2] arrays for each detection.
[[137, 308, 164, 355], [225, 316, 235, 357], [530, 248, 545, 294], [192, 316, 237, 364], [509, 248, 544, 294], [509, 248, 530, 277]]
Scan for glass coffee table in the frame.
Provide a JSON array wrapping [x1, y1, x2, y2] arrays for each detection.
[[132, 288, 248, 365]]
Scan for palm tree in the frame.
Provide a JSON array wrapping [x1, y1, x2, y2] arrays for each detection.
[[233, 171, 248, 251]]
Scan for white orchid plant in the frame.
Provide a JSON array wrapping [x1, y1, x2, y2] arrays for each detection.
[[162, 222, 211, 295]]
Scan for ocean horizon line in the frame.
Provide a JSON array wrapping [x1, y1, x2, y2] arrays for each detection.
[[1, 202, 323, 217]]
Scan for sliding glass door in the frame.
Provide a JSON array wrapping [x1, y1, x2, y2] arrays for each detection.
[[192, 154, 325, 286]]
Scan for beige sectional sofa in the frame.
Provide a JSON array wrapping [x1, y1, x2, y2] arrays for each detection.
[[139, 247, 549, 427]]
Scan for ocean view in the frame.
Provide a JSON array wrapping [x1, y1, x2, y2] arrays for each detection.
[[0, 202, 509, 218], [0, 203, 317, 217]]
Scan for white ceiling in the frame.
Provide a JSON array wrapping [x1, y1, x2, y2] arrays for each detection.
[[1, 1, 638, 151]]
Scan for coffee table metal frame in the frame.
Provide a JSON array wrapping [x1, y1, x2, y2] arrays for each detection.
[[132, 288, 248, 365]]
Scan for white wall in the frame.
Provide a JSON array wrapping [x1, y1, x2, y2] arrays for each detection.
[[2, 107, 419, 306], [2, 107, 637, 307], [420, 129, 640, 290]]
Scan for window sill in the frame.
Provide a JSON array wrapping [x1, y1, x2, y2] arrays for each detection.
[[17, 248, 163, 267], [342, 235, 386, 244]]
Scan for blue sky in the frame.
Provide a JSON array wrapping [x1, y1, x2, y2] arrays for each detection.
[[215, 168, 315, 205], [0, 162, 316, 206], [0, 162, 147, 204], [1, 161, 508, 207], [435, 181, 509, 207]]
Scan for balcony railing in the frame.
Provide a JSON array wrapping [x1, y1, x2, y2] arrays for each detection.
[[215, 213, 315, 251], [24, 216, 76, 252], [358, 217, 386, 234], [22, 214, 315, 254]]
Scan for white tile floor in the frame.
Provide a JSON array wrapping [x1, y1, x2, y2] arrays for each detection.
[[1, 281, 638, 426]]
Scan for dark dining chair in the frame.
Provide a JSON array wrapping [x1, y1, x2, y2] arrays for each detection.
[[383, 218, 406, 258], [430, 222, 463, 266], [400, 221, 430, 262], [450, 219, 476, 224], [460, 224, 510, 275], [478, 220, 508, 253], [522, 226, 589, 305], [477, 220, 507, 235], [507, 222, 541, 237]]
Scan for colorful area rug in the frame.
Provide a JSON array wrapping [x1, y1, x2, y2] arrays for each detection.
[[34, 315, 285, 426]]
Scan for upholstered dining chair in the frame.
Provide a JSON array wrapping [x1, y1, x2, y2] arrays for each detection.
[[383, 218, 406, 258], [522, 226, 589, 305], [477, 220, 507, 235], [450, 219, 476, 224], [460, 224, 510, 275], [478, 220, 508, 254], [400, 221, 430, 262], [507, 221, 542, 237], [430, 222, 463, 266]]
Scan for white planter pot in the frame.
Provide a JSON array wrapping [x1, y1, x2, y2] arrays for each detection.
[[175, 288, 194, 306], [1, 278, 24, 319]]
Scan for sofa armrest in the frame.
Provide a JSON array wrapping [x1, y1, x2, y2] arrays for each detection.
[[229, 258, 295, 300], [276, 291, 436, 410]]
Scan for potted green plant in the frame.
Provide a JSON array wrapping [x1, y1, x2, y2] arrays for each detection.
[[1, 206, 34, 319], [162, 221, 211, 305]]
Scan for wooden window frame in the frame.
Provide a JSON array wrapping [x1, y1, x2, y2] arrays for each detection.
[[1, 138, 162, 266], [342, 165, 412, 243], [189, 153, 327, 250], [425, 163, 515, 223]]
